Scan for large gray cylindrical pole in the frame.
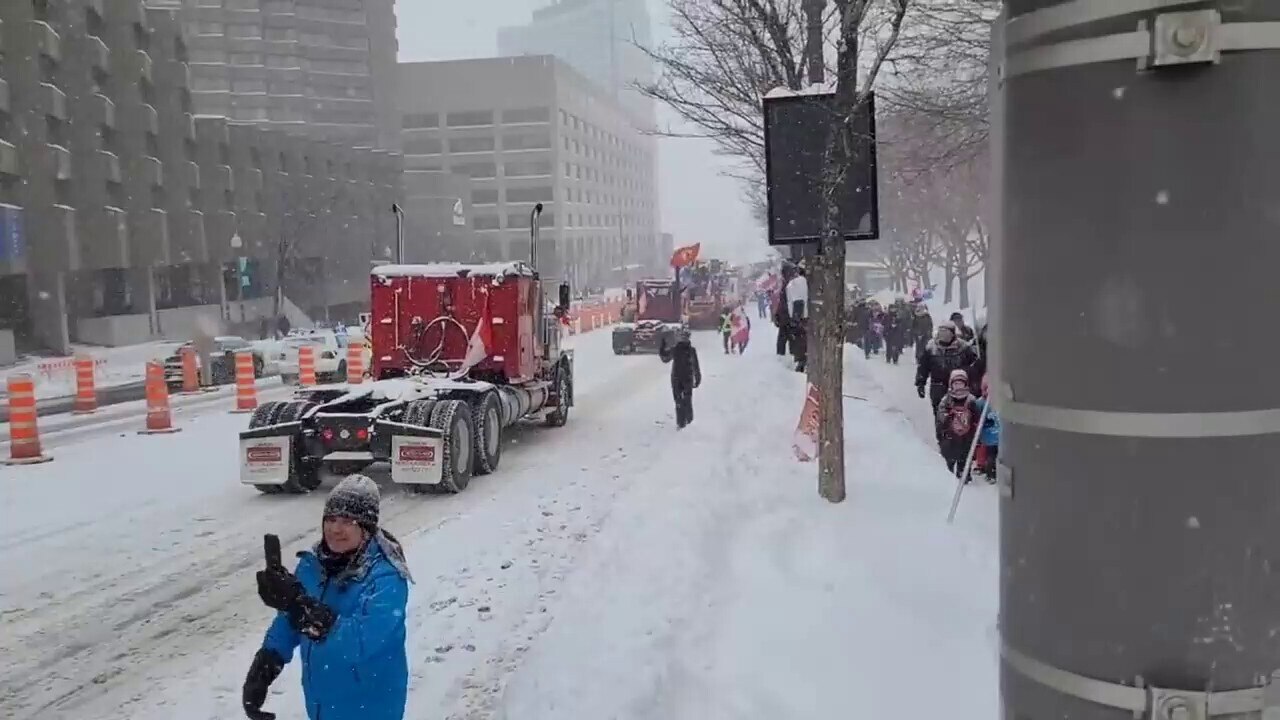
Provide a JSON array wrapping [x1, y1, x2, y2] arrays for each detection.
[[1001, 2, 1280, 718]]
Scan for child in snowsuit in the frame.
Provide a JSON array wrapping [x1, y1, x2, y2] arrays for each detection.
[[935, 369, 982, 481], [972, 377, 1001, 481], [660, 328, 702, 429]]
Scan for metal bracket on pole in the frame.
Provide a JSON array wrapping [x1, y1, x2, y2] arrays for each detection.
[[1003, 643, 1280, 720], [1004, 3, 1280, 79]]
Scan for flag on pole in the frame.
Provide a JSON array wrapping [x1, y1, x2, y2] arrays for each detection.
[[793, 383, 821, 462], [670, 243, 701, 268], [458, 302, 493, 375]]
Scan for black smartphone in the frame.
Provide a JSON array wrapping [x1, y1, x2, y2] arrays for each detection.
[[264, 533, 282, 568]]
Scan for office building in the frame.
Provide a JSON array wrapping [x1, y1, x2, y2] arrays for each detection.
[[498, 0, 655, 125], [0, 0, 400, 356], [399, 56, 661, 289], [150, 0, 400, 150]]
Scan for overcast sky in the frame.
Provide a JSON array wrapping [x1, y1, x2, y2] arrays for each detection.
[[397, 0, 766, 263]]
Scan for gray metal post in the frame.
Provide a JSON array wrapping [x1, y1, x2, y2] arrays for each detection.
[[1000, 3, 1280, 718]]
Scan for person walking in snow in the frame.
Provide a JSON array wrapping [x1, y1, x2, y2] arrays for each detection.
[[935, 369, 982, 481], [659, 327, 701, 429], [972, 376, 1001, 482], [719, 306, 734, 354], [786, 266, 809, 373], [243, 475, 412, 720], [730, 305, 751, 353], [915, 321, 980, 427], [910, 303, 934, 357], [950, 311, 976, 343]]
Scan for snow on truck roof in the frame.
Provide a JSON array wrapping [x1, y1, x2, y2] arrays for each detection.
[[372, 262, 535, 279]]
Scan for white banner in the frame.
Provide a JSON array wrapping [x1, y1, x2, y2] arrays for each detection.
[[391, 435, 443, 485], [241, 436, 291, 485]]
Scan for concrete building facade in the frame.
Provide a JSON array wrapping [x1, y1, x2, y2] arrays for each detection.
[[152, 0, 400, 151], [498, 0, 655, 125], [399, 56, 661, 289], [0, 0, 400, 354]]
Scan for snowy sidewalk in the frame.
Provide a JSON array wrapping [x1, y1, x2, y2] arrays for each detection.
[[497, 343, 999, 718]]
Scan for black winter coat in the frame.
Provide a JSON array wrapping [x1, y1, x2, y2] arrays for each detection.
[[915, 339, 979, 389], [660, 338, 702, 389]]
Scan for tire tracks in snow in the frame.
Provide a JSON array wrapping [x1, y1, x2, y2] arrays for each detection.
[[0, 343, 669, 720]]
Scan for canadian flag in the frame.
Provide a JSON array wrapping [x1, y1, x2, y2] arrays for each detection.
[[458, 302, 493, 374]]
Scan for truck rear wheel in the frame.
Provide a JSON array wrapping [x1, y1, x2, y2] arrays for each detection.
[[430, 399, 474, 493], [401, 399, 440, 495], [275, 400, 322, 494], [545, 363, 571, 428], [248, 402, 289, 494], [472, 392, 502, 476]]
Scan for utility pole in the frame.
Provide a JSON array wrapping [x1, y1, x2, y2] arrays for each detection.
[[797, 0, 826, 270], [999, 3, 1280, 718]]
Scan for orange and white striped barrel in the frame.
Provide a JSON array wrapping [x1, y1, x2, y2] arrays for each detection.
[[231, 351, 258, 414], [5, 374, 52, 465], [140, 361, 181, 434], [180, 346, 200, 394], [346, 345, 364, 384], [298, 345, 317, 386], [72, 354, 97, 414]]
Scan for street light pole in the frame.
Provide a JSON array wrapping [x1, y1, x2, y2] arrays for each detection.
[[1000, 3, 1280, 718]]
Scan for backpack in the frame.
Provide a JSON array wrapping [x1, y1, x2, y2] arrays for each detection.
[[945, 400, 974, 438]]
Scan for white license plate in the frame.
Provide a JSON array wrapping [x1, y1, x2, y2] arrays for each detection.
[[241, 436, 291, 485], [391, 435, 443, 485]]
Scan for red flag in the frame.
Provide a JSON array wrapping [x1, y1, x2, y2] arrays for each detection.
[[670, 243, 701, 268]]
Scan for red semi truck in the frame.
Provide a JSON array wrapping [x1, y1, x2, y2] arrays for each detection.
[[239, 261, 574, 495]]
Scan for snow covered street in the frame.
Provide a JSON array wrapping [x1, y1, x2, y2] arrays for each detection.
[[2, 328, 999, 720]]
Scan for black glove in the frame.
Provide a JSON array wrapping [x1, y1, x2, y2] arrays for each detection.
[[916, 385, 926, 399], [288, 594, 338, 641], [256, 565, 304, 611], [242, 648, 285, 720]]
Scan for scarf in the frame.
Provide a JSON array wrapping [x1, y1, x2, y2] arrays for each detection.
[[313, 528, 414, 584]]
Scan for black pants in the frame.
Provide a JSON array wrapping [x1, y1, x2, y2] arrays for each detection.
[[928, 384, 948, 440], [722, 332, 732, 354], [673, 382, 694, 428], [940, 437, 974, 480], [776, 324, 790, 356], [791, 321, 808, 372]]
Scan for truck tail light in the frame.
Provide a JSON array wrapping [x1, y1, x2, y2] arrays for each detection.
[[356, 428, 369, 441], [321, 428, 335, 442]]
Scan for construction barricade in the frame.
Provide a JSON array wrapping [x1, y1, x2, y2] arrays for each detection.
[[140, 361, 181, 434], [5, 374, 52, 465], [232, 351, 258, 414], [73, 355, 97, 414]]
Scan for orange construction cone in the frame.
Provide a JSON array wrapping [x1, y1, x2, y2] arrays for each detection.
[[139, 361, 181, 434], [298, 345, 317, 386], [231, 351, 258, 414], [72, 354, 97, 414], [5, 374, 52, 465], [346, 345, 364, 384], [180, 346, 200, 394]]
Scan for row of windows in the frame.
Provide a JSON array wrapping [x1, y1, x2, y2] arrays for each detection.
[[470, 186, 554, 205], [402, 132, 552, 155], [473, 212, 556, 231], [559, 109, 643, 158], [190, 76, 368, 99], [188, 52, 370, 76], [403, 107, 551, 130], [446, 160, 552, 179]]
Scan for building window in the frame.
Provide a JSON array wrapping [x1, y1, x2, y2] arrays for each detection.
[[402, 137, 442, 155], [264, 27, 295, 41], [229, 53, 263, 66], [471, 189, 499, 205], [227, 24, 262, 39], [192, 76, 230, 91], [505, 159, 552, 178], [266, 54, 300, 68], [403, 113, 438, 129], [448, 136, 495, 154], [190, 49, 228, 64], [446, 110, 494, 128], [506, 186, 553, 204], [501, 107, 550, 124], [538, 212, 556, 227], [504, 132, 552, 151], [450, 162, 497, 179], [232, 79, 267, 93], [473, 215, 501, 231], [507, 213, 530, 230]]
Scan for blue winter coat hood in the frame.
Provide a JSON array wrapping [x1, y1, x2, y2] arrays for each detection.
[[261, 535, 411, 720]]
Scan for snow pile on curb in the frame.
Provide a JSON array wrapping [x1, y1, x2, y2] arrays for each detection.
[[496, 345, 999, 719]]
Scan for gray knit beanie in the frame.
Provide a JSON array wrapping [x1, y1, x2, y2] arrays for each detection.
[[323, 474, 380, 531]]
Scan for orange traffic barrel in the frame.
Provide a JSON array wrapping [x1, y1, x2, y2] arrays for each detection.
[[231, 351, 258, 414], [5, 374, 52, 465], [139, 360, 182, 435], [72, 354, 97, 414], [180, 346, 200, 394], [298, 345, 317, 386], [346, 345, 364, 384]]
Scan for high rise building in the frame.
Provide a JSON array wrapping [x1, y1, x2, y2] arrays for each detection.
[[498, 0, 656, 125], [0, 0, 399, 355], [399, 56, 662, 289], [150, 0, 400, 150]]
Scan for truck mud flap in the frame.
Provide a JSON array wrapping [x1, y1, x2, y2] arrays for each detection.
[[376, 420, 444, 487], [239, 422, 303, 486]]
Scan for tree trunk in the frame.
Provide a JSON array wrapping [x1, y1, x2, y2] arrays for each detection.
[[944, 254, 955, 304], [956, 244, 971, 309], [958, 273, 970, 309]]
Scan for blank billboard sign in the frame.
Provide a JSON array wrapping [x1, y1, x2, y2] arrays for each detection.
[[763, 91, 879, 246]]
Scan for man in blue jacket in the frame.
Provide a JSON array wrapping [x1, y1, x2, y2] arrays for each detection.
[[243, 475, 413, 720]]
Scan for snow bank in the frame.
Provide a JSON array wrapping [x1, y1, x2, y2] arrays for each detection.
[[497, 343, 999, 719]]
